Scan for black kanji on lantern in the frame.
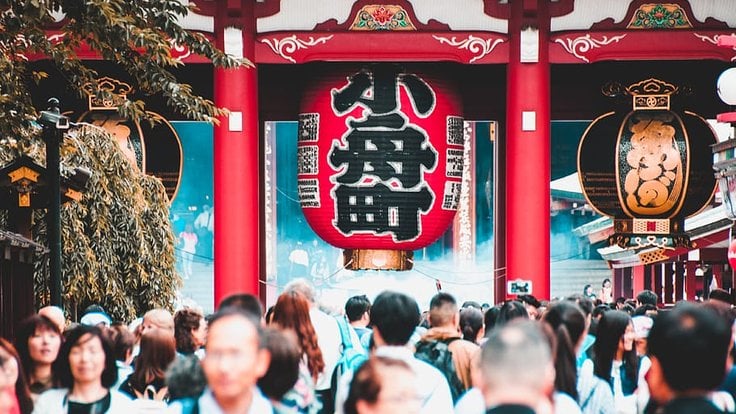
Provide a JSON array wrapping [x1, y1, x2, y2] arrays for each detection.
[[331, 113, 434, 187], [329, 65, 438, 241], [334, 184, 433, 241]]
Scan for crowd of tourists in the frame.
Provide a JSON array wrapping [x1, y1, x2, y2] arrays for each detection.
[[1, 279, 736, 414]]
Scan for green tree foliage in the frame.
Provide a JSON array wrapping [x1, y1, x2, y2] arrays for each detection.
[[0, 0, 245, 319], [0, 0, 247, 136], [1, 125, 180, 321]]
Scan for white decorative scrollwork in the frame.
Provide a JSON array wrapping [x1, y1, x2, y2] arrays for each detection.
[[432, 35, 504, 63], [694, 33, 736, 61], [260, 35, 334, 63], [169, 39, 192, 61], [554, 34, 627, 63]]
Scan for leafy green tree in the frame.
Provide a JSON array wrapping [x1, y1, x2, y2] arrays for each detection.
[[0, 0, 244, 320]]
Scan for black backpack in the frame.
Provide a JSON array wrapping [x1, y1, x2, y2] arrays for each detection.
[[414, 337, 465, 402]]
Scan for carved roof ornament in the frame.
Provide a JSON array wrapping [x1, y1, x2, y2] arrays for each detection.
[[626, 3, 692, 29], [350, 5, 416, 31], [602, 78, 679, 111], [81, 77, 133, 111]]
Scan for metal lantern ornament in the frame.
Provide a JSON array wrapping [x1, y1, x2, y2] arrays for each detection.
[[298, 65, 464, 270], [578, 78, 717, 254]]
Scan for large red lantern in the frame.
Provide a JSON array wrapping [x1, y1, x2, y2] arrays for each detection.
[[297, 65, 464, 270]]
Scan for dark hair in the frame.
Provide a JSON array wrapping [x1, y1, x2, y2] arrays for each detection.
[[55, 325, 118, 389], [265, 306, 275, 325], [636, 290, 658, 307], [583, 284, 593, 293], [271, 291, 325, 380], [430, 292, 457, 310], [165, 354, 205, 401], [542, 301, 586, 400], [0, 338, 33, 414], [592, 304, 611, 319], [344, 356, 413, 414], [517, 295, 541, 309], [461, 301, 481, 310], [615, 297, 627, 305], [15, 314, 62, 387], [82, 304, 107, 316], [483, 306, 501, 337], [459, 307, 483, 343], [593, 310, 638, 388], [174, 308, 204, 355], [257, 328, 300, 400], [633, 304, 657, 317], [708, 288, 733, 305], [602, 278, 611, 287], [566, 294, 594, 317], [496, 300, 528, 327], [428, 292, 457, 327], [648, 303, 731, 392], [370, 291, 420, 346], [621, 304, 635, 315], [218, 293, 263, 319], [107, 323, 135, 363], [129, 329, 176, 393], [345, 295, 371, 322]]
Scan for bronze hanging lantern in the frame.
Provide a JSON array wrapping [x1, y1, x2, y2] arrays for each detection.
[[578, 78, 717, 252]]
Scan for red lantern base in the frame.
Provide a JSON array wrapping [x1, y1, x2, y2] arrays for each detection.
[[343, 249, 413, 271]]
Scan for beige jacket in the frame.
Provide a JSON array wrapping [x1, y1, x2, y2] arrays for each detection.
[[420, 327, 480, 390]]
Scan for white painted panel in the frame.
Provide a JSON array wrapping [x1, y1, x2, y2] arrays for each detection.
[[258, 0, 354, 32], [551, 0, 631, 32], [224, 27, 243, 59], [409, 0, 507, 32]]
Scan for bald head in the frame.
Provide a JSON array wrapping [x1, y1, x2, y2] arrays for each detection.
[[481, 320, 554, 394], [38, 306, 66, 332], [142, 308, 175, 336]]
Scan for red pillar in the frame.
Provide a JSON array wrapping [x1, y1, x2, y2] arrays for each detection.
[[505, 0, 550, 299], [213, 0, 259, 306], [632, 265, 645, 299]]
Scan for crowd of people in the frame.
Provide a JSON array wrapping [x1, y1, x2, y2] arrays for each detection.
[[2, 279, 736, 414]]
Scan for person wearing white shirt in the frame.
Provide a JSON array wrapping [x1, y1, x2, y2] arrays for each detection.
[[335, 291, 453, 414]]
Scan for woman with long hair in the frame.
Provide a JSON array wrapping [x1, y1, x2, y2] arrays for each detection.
[[33, 324, 134, 413], [270, 290, 325, 413], [15, 315, 62, 399], [174, 308, 207, 356], [0, 338, 33, 413], [543, 301, 614, 414], [118, 328, 176, 401], [593, 310, 650, 414]]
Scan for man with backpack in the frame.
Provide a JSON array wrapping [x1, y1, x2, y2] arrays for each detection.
[[369, 291, 453, 413], [415, 292, 480, 402]]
